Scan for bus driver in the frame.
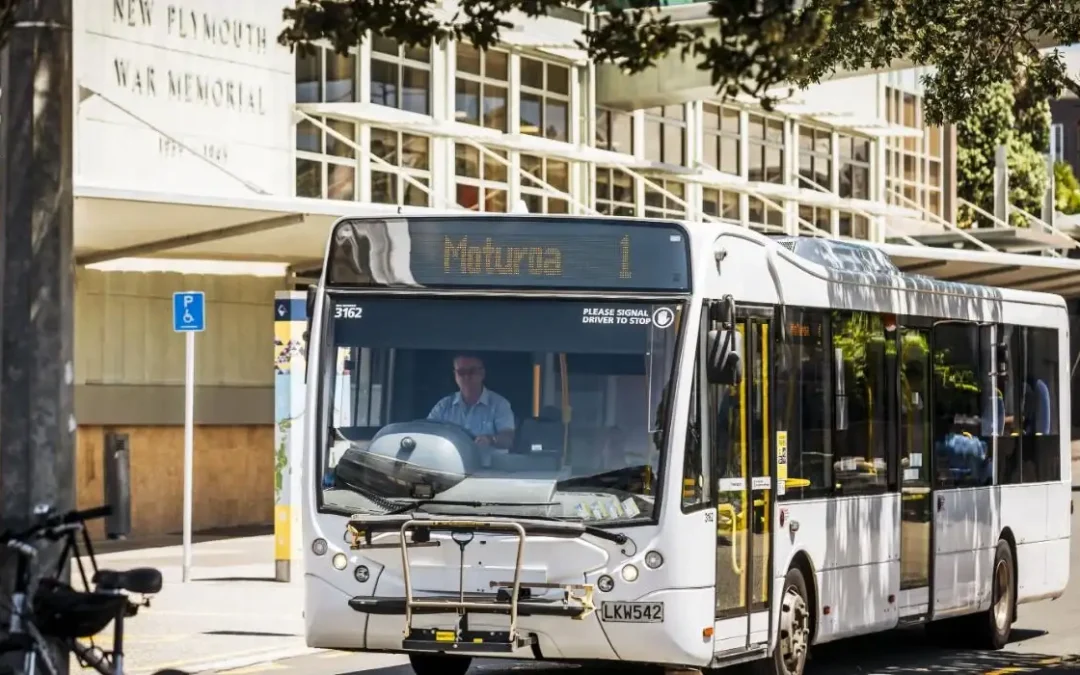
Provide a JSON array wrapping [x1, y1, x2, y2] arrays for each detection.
[[427, 353, 516, 450]]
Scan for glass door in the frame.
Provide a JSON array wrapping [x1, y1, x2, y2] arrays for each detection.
[[713, 317, 772, 632], [899, 327, 932, 595]]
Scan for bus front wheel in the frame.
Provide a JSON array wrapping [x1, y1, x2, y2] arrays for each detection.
[[754, 566, 811, 675], [408, 653, 472, 675]]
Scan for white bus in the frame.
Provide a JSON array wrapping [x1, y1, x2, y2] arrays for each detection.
[[301, 214, 1071, 675]]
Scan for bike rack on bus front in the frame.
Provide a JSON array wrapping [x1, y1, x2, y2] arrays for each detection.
[[344, 517, 597, 654]]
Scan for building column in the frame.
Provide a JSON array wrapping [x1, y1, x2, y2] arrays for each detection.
[[0, 1, 75, 672]]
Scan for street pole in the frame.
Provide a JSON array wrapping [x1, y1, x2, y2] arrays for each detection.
[[0, 0, 75, 673], [183, 330, 195, 582]]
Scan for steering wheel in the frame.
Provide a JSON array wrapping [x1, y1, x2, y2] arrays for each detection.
[[422, 418, 479, 441]]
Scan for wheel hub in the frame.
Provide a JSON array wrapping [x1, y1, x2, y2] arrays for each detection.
[[993, 558, 1011, 629], [779, 585, 809, 672]]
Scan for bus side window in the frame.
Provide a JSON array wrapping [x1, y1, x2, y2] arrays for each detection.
[[1020, 327, 1061, 483], [681, 327, 712, 511], [997, 325, 1022, 485]]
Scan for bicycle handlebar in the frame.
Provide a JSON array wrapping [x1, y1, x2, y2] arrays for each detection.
[[0, 504, 113, 545]]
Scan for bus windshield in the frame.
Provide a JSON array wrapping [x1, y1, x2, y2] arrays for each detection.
[[319, 295, 685, 525]]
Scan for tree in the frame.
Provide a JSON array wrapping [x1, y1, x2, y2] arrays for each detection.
[[955, 80, 1049, 228], [278, 0, 1080, 126], [1054, 161, 1080, 215]]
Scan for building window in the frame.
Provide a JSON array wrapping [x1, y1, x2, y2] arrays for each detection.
[[296, 47, 356, 104], [798, 126, 831, 190], [749, 197, 784, 232], [1052, 123, 1064, 163], [520, 57, 570, 142], [798, 205, 832, 235], [595, 168, 635, 216], [455, 44, 509, 132], [596, 108, 634, 155], [294, 46, 358, 200], [885, 87, 943, 218], [838, 134, 871, 200], [295, 116, 357, 200], [370, 128, 431, 207], [748, 113, 785, 184], [370, 37, 431, 115], [455, 144, 508, 211], [702, 103, 740, 175], [838, 211, 870, 239], [643, 106, 686, 166], [703, 188, 740, 222], [520, 154, 570, 213], [645, 179, 686, 219]]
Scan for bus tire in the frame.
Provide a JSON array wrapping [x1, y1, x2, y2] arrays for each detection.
[[755, 566, 811, 675], [408, 653, 472, 675], [970, 539, 1015, 650]]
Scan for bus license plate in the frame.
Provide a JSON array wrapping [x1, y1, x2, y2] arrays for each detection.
[[600, 601, 664, 623]]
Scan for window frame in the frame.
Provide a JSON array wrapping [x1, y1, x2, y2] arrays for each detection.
[[519, 56, 571, 143], [370, 36, 433, 115]]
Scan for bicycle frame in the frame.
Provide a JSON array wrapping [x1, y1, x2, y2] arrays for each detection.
[[1, 507, 134, 675]]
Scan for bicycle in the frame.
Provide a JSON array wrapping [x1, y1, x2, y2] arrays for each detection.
[[0, 504, 187, 675]]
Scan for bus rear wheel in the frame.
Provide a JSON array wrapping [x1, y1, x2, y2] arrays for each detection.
[[755, 566, 811, 675], [408, 652, 472, 675], [969, 539, 1015, 650]]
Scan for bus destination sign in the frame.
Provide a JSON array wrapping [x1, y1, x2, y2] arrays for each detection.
[[403, 218, 691, 291]]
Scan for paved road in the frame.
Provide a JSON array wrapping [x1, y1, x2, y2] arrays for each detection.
[[206, 493, 1080, 675]]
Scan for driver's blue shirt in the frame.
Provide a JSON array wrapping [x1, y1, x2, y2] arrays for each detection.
[[427, 388, 515, 439]]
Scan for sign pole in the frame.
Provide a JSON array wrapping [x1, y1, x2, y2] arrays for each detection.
[[172, 290, 206, 584], [182, 329, 195, 583]]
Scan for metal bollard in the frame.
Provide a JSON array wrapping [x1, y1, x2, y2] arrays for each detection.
[[103, 430, 132, 539]]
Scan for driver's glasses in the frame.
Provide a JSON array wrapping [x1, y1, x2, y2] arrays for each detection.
[[455, 367, 482, 377]]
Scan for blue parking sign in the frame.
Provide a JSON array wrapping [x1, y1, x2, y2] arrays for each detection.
[[173, 292, 206, 332]]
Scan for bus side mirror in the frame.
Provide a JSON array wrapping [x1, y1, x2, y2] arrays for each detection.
[[303, 285, 317, 383], [306, 285, 317, 321], [707, 329, 742, 385]]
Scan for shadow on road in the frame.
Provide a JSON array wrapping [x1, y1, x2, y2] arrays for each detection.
[[322, 627, 1080, 675], [804, 627, 1078, 674]]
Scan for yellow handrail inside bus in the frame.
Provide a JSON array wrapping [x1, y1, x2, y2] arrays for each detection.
[[717, 504, 743, 575], [760, 323, 770, 603], [532, 363, 541, 418]]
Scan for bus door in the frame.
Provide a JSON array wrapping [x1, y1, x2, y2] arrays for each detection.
[[898, 326, 932, 620], [713, 312, 773, 652]]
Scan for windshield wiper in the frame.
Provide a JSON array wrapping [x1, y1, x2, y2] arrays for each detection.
[[384, 499, 558, 516], [481, 511, 629, 545], [382, 501, 629, 546]]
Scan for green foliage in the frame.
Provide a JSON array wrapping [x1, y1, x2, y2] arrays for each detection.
[[278, 0, 1080, 125], [955, 80, 1049, 228], [1054, 161, 1080, 215]]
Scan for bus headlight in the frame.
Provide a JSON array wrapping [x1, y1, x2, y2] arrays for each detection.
[[332, 553, 348, 570], [312, 538, 328, 556], [644, 551, 664, 569], [354, 565, 370, 583], [597, 575, 615, 592], [621, 564, 639, 582]]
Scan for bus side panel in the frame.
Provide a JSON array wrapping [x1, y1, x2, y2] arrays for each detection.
[[1041, 479, 1071, 599], [933, 486, 997, 616], [773, 495, 899, 646], [1000, 483, 1048, 603]]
